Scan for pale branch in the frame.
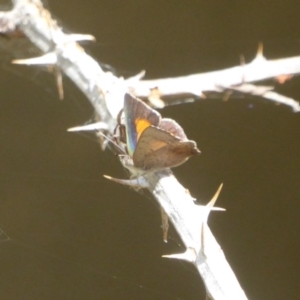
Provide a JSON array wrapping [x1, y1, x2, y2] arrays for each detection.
[[128, 46, 300, 112], [0, 0, 269, 299], [221, 83, 300, 111]]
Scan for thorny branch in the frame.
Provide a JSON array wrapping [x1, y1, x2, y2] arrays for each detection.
[[128, 43, 300, 112], [1, 0, 300, 299]]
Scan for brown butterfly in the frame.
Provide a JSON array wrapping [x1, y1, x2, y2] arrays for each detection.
[[122, 93, 200, 173]]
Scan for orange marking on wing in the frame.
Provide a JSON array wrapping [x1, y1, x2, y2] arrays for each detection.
[[149, 140, 167, 151], [135, 119, 151, 140]]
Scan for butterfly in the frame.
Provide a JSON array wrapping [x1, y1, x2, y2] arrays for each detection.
[[120, 93, 200, 173]]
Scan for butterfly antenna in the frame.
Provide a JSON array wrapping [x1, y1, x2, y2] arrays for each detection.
[[97, 131, 126, 155]]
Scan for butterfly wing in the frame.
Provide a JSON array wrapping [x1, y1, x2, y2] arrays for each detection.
[[133, 126, 200, 171], [123, 94, 161, 156], [159, 118, 188, 140]]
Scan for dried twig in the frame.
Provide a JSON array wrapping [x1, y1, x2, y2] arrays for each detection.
[[129, 44, 300, 112]]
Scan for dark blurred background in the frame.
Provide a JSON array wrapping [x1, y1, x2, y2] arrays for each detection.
[[0, 0, 300, 299]]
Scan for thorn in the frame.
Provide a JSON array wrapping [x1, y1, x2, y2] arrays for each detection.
[[199, 186, 225, 257], [253, 42, 266, 63], [196, 184, 225, 228], [67, 122, 108, 132], [54, 66, 64, 100], [12, 53, 57, 65], [103, 175, 149, 188], [162, 248, 197, 262], [204, 183, 226, 214], [161, 208, 169, 242], [239, 54, 246, 84], [65, 33, 96, 43], [209, 207, 226, 212], [126, 70, 146, 83], [200, 93, 206, 99], [257, 42, 263, 58], [190, 89, 205, 99], [223, 90, 232, 102], [201, 222, 207, 257], [239, 54, 245, 66], [200, 217, 221, 257], [207, 183, 223, 208]]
